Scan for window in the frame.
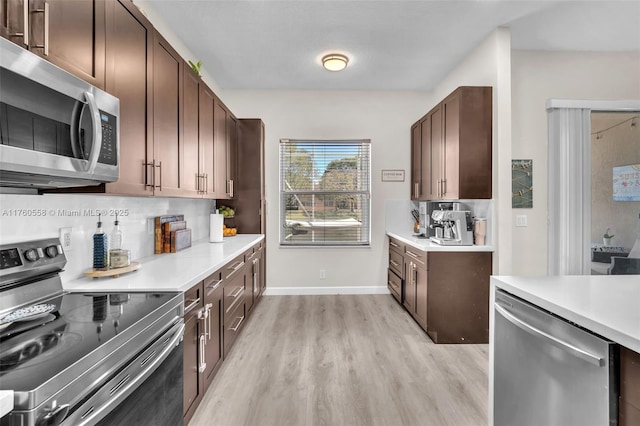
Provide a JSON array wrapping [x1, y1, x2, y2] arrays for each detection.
[[279, 139, 371, 246]]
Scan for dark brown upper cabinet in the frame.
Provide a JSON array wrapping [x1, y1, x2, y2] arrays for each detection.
[[213, 98, 236, 199], [103, 0, 153, 196], [411, 86, 492, 200], [182, 62, 201, 198], [1, 0, 106, 89]]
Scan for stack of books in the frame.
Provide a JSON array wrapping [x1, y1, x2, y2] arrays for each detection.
[[154, 215, 192, 254]]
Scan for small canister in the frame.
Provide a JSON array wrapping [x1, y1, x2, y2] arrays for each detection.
[[109, 249, 131, 268]]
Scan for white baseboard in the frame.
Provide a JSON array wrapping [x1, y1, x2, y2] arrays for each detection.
[[263, 286, 390, 296]]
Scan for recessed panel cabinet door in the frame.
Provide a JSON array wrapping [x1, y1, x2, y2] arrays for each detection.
[[182, 64, 201, 197], [428, 105, 443, 200], [30, 0, 106, 89], [153, 33, 183, 196], [410, 122, 421, 200], [213, 99, 229, 198], [1, 0, 27, 47], [199, 84, 215, 198], [104, 0, 152, 195]]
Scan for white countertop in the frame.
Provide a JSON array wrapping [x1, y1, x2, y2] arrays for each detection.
[[387, 231, 494, 252], [491, 275, 640, 353], [0, 391, 12, 418], [63, 234, 264, 293]]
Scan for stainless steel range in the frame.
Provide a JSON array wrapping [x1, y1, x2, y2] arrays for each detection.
[[0, 238, 184, 426]]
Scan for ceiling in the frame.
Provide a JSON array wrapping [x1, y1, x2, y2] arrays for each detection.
[[142, 0, 640, 91]]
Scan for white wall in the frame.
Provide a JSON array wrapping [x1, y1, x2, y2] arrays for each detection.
[[511, 50, 640, 275], [418, 28, 512, 274], [220, 90, 431, 291], [0, 194, 213, 282]]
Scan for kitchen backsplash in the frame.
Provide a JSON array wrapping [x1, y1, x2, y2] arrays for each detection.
[[385, 199, 494, 245], [0, 194, 215, 281]]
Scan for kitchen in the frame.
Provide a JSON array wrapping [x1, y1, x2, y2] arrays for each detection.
[[1, 0, 639, 425]]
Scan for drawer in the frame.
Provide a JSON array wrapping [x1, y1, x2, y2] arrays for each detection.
[[223, 295, 245, 357], [404, 246, 427, 268], [621, 347, 640, 409], [204, 269, 223, 297], [224, 253, 246, 279], [223, 270, 245, 315], [389, 249, 404, 278], [389, 237, 404, 254], [184, 282, 203, 319], [387, 269, 402, 303]]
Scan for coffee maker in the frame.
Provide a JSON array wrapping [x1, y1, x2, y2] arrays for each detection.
[[430, 204, 474, 246]]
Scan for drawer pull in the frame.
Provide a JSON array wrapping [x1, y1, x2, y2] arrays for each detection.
[[389, 241, 399, 248], [405, 250, 420, 260], [207, 279, 223, 289], [184, 297, 200, 313], [229, 315, 244, 332], [228, 261, 245, 273], [230, 287, 243, 298], [389, 260, 400, 268], [388, 280, 399, 290]]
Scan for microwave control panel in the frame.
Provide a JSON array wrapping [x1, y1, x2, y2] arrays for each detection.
[[98, 111, 117, 166]]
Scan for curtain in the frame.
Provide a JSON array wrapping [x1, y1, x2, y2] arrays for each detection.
[[547, 107, 591, 275]]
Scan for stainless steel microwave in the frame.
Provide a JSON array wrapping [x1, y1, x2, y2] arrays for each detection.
[[0, 37, 119, 189]]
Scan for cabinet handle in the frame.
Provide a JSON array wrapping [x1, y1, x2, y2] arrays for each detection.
[[229, 179, 234, 198], [204, 174, 208, 194], [204, 302, 212, 340], [184, 297, 200, 314], [389, 241, 399, 248], [7, 0, 29, 46], [143, 162, 154, 189], [230, 286, 243, 298], [442, 179, 446, 197], [206, 279, 223, 290], [414, 182, 419, 199], [228, 261, 245, 273], [31, 2, 49, 55], [198, 334, 206, 373], [389, 260, 400, 268], [155, 161, 162, 190], [229, 315, 244, 332], [405, 250, 420, 260], [388, 280, 399, 290]]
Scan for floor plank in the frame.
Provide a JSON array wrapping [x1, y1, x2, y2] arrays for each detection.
[[189, 295, 488, 426]]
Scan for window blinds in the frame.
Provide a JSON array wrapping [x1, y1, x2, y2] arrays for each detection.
[[279, 139, 371, 246]]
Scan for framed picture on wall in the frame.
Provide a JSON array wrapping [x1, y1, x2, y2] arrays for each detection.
[[613, 164, 640, 201]]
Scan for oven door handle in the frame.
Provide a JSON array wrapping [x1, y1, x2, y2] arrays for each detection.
[[61, 321, 185, 425]]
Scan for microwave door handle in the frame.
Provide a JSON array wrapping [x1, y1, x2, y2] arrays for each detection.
[[83, 91, 102, 174]]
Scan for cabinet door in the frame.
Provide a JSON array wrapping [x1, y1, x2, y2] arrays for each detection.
[[182, 63, 201, 197], [203, 274, 223, 386], [428, 104, 443, 199], [152, 32, 183, 196], [227, 115, 237, 199], [414, 264, 427, 329], [29, 0, 106, 89], [199, 83, 215, 197], [213, 98, 229, 198], [403, 259, 416, 313], [410, 122, 421, 200], [419, 116, 431, 200], [442, 92, 460, 199], [1, 0, 27, 47], [183, 311, 200, 418], [104, 0, 152, 195]]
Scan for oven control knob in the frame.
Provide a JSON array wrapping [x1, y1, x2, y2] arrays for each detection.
[[24, 249, 39, 262], [45, 245, 59, 258]]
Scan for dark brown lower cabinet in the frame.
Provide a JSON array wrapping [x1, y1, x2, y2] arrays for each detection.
[[203, 270, 224, 387], [223, 260, 246, 358], [620, 347, 640, 426], [183, 282, 204, 424], [395, 244, 492, 344]]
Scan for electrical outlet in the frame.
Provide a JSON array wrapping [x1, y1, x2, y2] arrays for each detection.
[[59, 227, 73, 252], [319, 269, 326, 279]]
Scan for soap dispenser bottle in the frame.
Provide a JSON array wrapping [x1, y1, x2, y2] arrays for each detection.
[[93, 214, 109, 269]]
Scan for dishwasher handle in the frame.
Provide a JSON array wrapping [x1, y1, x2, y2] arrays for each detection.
[[494, 303, 604, 367]]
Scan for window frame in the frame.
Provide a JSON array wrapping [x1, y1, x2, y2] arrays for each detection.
[[279, 139, 371, 247]]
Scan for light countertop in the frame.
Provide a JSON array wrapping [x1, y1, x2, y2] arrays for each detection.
[[491, 275, 640, 353], [0, 391, 12, 418], [387, 231, 494, 252], [63, 234, 264, 293]]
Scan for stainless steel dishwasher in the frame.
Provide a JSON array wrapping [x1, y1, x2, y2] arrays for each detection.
[[494, 289, 618, 426]]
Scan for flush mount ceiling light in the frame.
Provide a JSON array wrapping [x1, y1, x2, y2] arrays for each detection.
[[322, 54, 349, 72]]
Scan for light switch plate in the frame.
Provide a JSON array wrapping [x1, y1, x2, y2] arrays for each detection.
[[516, 215, 528, 227]]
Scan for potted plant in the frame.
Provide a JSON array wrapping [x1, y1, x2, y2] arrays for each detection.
[[603, 228, 614, 246]]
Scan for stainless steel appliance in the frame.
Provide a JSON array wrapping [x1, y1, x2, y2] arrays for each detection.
[[0, 37, 119, 189], [493, 290, 618, 426], [429, 208, 473, 245], [0, 238, 184, 426]]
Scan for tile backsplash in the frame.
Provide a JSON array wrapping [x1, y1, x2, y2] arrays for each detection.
[[0, 194, 215, 281]]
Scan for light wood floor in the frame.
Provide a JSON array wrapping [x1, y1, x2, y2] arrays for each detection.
[[190, 295, 488, 426]]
